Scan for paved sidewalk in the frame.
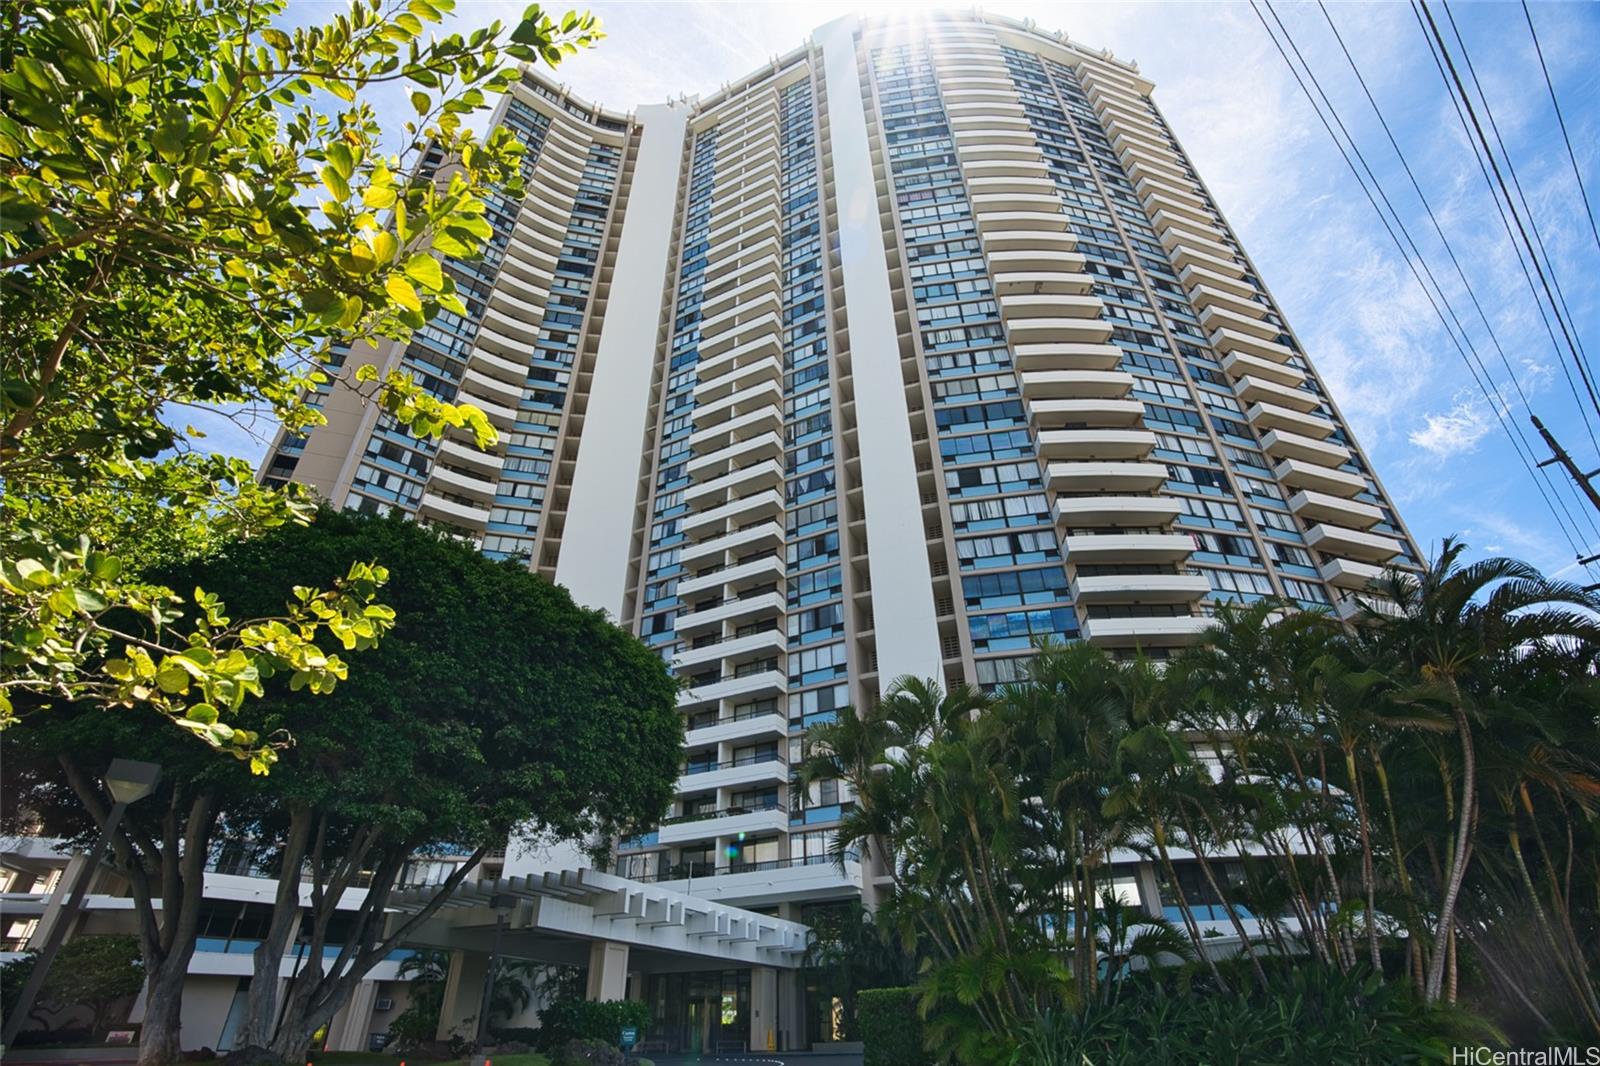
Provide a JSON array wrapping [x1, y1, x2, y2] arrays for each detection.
[[647, 1051, 863, 1066]]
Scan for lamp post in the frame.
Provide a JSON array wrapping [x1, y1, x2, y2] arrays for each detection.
[[473, 892, 516, 1053], [2, 759, 161, 1048]]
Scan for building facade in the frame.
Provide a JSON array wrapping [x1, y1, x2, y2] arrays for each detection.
[[251, 8, 1420, 1047]]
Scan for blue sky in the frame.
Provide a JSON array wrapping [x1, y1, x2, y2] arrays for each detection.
[[246, 1, 1600, 579]]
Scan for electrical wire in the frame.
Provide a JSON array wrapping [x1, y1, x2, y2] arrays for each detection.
[[1263, 0, 1600, 552], [1422, 1, 1600, 427], [1315, 2, 1600, 537], [1249, 0, 1599, 571], [1521, 0, 1600, 258]]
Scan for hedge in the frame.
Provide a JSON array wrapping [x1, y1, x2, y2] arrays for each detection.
[[533, 997, 652, 1051], [858, 987, 927, 1066]]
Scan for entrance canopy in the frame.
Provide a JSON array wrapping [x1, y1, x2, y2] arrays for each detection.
[[386, 867, 810, 972]]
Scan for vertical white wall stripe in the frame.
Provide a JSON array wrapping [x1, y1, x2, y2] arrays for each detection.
[[558, 102, 690, 616], [817, 16, 945, 685]]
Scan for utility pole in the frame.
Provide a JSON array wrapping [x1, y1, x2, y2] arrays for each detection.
[[1532, 415, 1600, 516]]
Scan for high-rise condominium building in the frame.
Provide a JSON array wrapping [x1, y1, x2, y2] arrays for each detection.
[[262, 2, 1417, 991]]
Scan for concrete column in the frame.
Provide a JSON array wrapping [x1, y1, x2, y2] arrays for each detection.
[[585, 941, 629, 1002], [327, 979, 379, 1051], [749, 967, 778, 1053], [777, 968, 805, 1052], [625, 971, 646, 1002], [435, 949, 489, 1041]]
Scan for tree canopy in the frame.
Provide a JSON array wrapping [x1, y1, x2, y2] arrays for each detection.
[[4, 508, 682, 1064], [0, 0, 600, 769]]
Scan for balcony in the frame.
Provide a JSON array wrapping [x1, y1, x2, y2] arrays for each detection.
[[1320, 556, 1387, 590], [677, 668, 786, 708], [682, 488, 786, 538], [689, 406, 785, 455], [675, 753, 789, 793], [1305, 523, 1403, 563], [686, 430, 784, 480], [1005, 317, 1116, 346], [436, 437, 503, 477], [1233, 373, 1319, 412], [1199, 304, 1280, 342], [416, 491, 489, 528], [1274, 458, 1366, 497], [673, 629, 786, 672], [674, 590, 786, 637], [992, 270, 1094, 296], [460, 365, 523, 408], [961, 156, 1050, 181], [678, 520, 785, 568], [685, 710, 789, 749], [1064, 532, 1194, 562], [1012, 342, 1123, 371], [427, 463, 497, 503], [685, 458, 785, 509], [1071, 573, 1210, 604], [1080, 615, 1211, 647], [1211, 328, 1296, 364], [1335, 593, 1403, 624], [1246, 401, 1334, 438], [1289, 489, 1383, 530], [1222, 351, 1304, 388], [467, 344, 531, 385], [1189, 284, 1271, 322], [1037, 428, 1157, 461], [1167, 240, 1244, 278], [657, 803, 788, 847], [677, 555, 787, 600], [1056, 496, 1180, 527], [970, 208, 1071, 234], [1260, 429, 1351, 466], [977, 223, 1076, 250], [1029, 398, 1145, 427], [1143, 191, 1213, 228], [1046, 460, 1168, 493], [1134, 175, 1207, 212], [1020, 369, 1133, 399], [691, 379, 784, 430], [1179, 262, 1259, 299]]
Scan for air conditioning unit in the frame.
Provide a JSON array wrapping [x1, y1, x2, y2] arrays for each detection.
[[374, 997, 394, 1012]]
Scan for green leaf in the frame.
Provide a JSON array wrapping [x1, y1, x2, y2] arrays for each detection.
[[410, 89, 430, 115], [384, 274, 422, 312], [403, 254, 443, 291], [320, 164, 351, 201]]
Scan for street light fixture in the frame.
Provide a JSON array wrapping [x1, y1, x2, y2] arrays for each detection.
[[1, 759, 162, 1049], [473, 892, 518, 1055]]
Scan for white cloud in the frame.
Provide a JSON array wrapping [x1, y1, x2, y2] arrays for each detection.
[[1408, 400, 1494, 458]]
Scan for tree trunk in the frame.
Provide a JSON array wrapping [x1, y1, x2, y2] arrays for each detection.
[[1426, 702, 1475, 1003], [236, 807, 317, 1052], [1343, 749, 1382, 973], [1181, 809, 1268, 990], [1151, 816, 1228, 993], [136, 961, 189, 1066]]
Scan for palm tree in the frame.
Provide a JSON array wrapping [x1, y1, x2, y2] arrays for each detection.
[[1372, 536, 1600, 1003]]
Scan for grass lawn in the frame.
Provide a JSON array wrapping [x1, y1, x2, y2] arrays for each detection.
[[305, 1049, 550, 1056]]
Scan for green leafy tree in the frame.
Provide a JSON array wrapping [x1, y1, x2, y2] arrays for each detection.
[[2, 512, 679, 1066], [164, 509, 681, 1061], [35, 934, 145, 1036], [0, 0, 601, 769]]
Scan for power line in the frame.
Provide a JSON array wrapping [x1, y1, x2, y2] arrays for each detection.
[[1521, 0, 1600, 258], [1441, 1, 1600, 407], [1314, 2, 1600, 528], [1248, 0, 1599, 572], [1420, 1, 1600, 429], [1260, 0, 1600, 554]]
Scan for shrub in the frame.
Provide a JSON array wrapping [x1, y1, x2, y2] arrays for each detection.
[[551, 1037, 625, 1066], [1005, 965, 1501, 1065], [534, 997, 651, 1051], [859, 987, 927, 1066]]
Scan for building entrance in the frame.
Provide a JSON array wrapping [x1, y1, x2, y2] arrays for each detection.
[[642, 969, 750, 1053]]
